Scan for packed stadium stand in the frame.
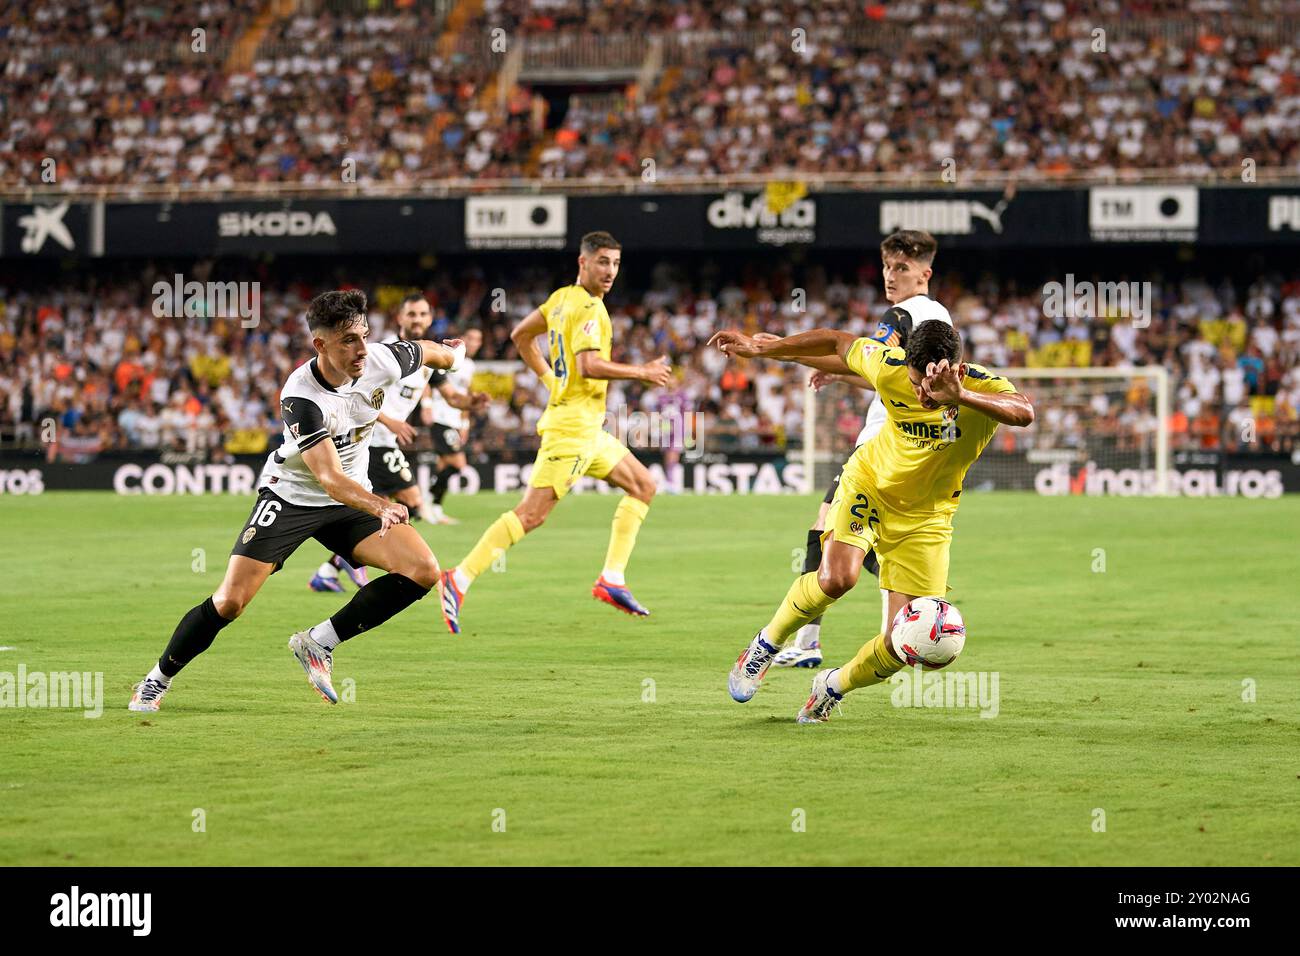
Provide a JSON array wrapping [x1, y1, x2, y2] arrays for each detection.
[[3, 1, 1299, 187], [1, 0, 1298, 478]]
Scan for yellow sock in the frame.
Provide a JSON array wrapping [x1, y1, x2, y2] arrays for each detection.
[[457, 511, 526, 582], [601, 496, 649, 579], [838, 633, 905, 692], [764, 572, 837, 648]]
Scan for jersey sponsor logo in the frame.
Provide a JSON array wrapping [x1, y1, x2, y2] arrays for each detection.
[[400, 385, 416, 399], [370, 387, 385, 410], [896, 419, 962, 442]]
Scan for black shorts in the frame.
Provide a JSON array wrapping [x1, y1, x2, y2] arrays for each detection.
[[369, 445, 416, 495], [822, 472, 841, 505], [431, 422, 464, 456], [230, 488, 381, 572]]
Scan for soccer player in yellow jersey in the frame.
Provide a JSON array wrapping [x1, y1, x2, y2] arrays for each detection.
[[439, 231, 674, 633], [708, 320, 1034, 722]]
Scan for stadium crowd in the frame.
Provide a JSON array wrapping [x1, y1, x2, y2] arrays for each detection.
[[1, 261, 1297, 465], [4, 1, 1300, 187]]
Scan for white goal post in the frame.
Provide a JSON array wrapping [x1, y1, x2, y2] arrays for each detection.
[[803, 365, 1172, 497]]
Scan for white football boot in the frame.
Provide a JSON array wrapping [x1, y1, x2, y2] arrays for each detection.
[[796, 668, 844, 724], [288, 630, 339, 704], [728, 633, 777, 703], [128, 677, 170, 713]]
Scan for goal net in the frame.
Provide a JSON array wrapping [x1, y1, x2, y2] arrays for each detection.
[[803, 366, 1171, 497]]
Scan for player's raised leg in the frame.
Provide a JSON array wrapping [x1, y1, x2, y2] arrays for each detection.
[[729, 531, 866, 702], [591, 439, 655, 616], [291, 523, 439, 702], [440, 484, 557, 634], [128, 555, 274, 712], [798, 589, 913, 723], [799, 521, 952, 722]]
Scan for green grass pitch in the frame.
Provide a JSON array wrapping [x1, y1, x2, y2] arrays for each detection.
[[1, 490, 1296, 866]]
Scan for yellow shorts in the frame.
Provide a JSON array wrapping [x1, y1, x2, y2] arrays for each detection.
[[822, 468, 953, 598], [528, 430, 630, 499]]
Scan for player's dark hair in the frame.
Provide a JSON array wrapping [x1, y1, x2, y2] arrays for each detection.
[[905, 321, 962, 373], [580, 231, 621, 256], [399, 291, 427, 308], [306, 290, 368, 333], [881, 229, 938, 266]]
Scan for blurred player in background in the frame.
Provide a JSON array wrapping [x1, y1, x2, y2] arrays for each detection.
[[771, 229, 953, 668], [310, 293, 486, 592], [425, 326, 483, 525], [439, 231, 674, 633]]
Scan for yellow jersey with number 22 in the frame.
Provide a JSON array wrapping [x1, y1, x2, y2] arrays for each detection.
[[843, 339, 1017, 517]]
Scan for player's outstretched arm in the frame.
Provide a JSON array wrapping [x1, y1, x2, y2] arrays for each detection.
[[709, 328, 858, 363], [923, 360, 1035, 427], [510, 309, 554, 386], [575, 351, 673, 387], [415, 339, 464, 371], [809, 369, 876, 391], [750, 333, 856, 376], [301, 440, 408, 534]]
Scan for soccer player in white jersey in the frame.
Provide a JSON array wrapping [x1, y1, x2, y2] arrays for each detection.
[[425, 326, 483, 525], [128, 290, 465, 712], [771, 230, 954, 668], [310, 293, 486, 591]]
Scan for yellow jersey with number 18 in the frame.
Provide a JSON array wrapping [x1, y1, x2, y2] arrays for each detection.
[[536, 284, 613, 438], [843, 339, 1018, 517]]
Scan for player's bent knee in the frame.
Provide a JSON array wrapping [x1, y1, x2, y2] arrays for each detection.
[[212, 591, 251, 620], [517, 509, 545, 532], [817, 567, 859, 599], [405, 556, 440, 591]]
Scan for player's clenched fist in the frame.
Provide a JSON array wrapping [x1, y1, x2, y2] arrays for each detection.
[[640, 355, 674, 387]]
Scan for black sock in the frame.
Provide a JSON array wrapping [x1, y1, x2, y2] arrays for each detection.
[[330, 573, 430, 642], [803, 529, 824, 628], [158, 597, 233, 678], [432, 465, 458, 505]]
